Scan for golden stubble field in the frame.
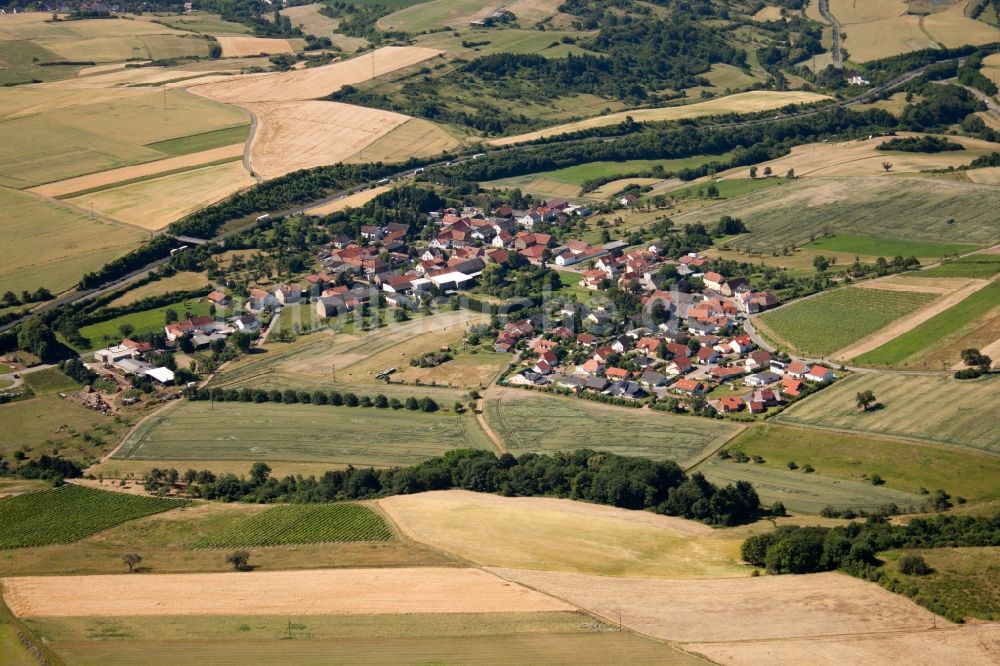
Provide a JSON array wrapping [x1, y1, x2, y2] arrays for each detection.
[[489, 91, 830, 145], [213, 35, 295, 57], [2, 567, 572, 617]]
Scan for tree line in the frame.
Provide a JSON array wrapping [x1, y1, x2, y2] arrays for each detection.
[[185, 386, 441, 412]]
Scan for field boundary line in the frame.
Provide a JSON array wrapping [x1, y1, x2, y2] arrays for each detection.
[[99, 398, 184, 465], [682, 424, 747, 473]]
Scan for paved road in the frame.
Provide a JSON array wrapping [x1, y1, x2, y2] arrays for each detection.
[[0, 363, 57, 391], [817, 0, 843, 70]]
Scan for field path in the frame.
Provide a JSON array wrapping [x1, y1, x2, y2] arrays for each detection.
[[834, 275, 998, 360]]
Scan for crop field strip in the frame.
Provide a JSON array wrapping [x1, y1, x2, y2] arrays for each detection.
[[756, 286, 938, 357], [484, 390, 740, 467], [773, 373, 1000, 456], [195, 503, 392, 547], [114, 401, 493, 466], [0, 485, 185, 549], [916, 254, 1000, 279]]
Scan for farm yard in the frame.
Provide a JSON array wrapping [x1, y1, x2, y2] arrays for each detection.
[[773, 373, 1000, 455], [484, 389, 741, 466], [489, 91, 830, 145], [195, 503, 392, 547], [722, 423, 1000, 504], [0, 485, 184, 549], [755, 286, 938, 357], [113, 401, 493, 467], [696, 457, 924, 515], [0, 187, 148, 295], [379, 490, 749, 578]]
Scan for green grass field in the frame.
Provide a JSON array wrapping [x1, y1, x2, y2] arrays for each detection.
[[670, 176, 1000, 252], [418, 28, 594, 58], [725, 423, 1000, 502], [805, 234, 978, 259], [854, 279, 1000, 367], [0, 186, 148, 295], [21, 367, 82, 396], [880, 547, 1000, 622], [0, 485, 184, 549], [145, 125, 250, 156], [773, 373, 1000, 456], [26, 612, 697, 666], [485, 390, 740, 467], [76, 298, 211, 351], [756, 287, 937, 356], [0, 394, 135, 463], [696, 456, 923, 514], [915, 254, 1000, 279], [0, 39, 81, 85], [195, 503, 392, 547], [115, 400, 493, 466], [490, 153, 733, 190]]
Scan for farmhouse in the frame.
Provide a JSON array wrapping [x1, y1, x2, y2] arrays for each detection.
[[805, 366, 835, 383], [719, 395, 745, 413]]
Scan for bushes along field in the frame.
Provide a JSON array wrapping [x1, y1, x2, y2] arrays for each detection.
[[196, 503, 392, 547], [0, 485, 185, 549]]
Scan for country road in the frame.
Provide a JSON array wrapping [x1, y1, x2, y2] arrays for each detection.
[[817, 0, 843, 69], [243, 108, 262, 183]]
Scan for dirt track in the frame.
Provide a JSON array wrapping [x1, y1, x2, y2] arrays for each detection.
[[2, 567, 572, 617], [834, 278, 994, 360]]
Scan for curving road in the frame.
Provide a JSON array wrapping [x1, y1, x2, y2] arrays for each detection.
[[242, 108, 263, 184], [817, 0, 843, 69]]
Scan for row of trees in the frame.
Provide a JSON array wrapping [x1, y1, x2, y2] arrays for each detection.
[[185, 386, 440, 412], [187, 449, 762, 526]]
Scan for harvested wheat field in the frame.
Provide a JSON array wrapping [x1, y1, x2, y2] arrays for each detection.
[[307, 185, 392, 215], [835, 277, 992, 359], [246, 101, 409, 179], [967, 165, 1000, 184], [689, 623, 1000, 666], [190, 46, 442, 103], [28, 143, 245, 198], [828, 0, 908, 23], [343, 118, 460, 163], [491, 568, 946, 643], [490, 91, 829, 146], [2, 567, 571, 618], [379, 490, 749, 578], [68, 161, 255, 231], [923, 0, 999, 48], [752, 6, 783, 21], [214, 35, 295, 57], [720, 134, 1000, 179]]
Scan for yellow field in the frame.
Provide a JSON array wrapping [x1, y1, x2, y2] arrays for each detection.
[[378, 490, 749, 578], [306, 185, 393, 215], [922, 0, 999, 47], [28, 143, 245, 198], [281, 3, 342, 36], [719, 134, 1000, 179], [213, 35, 294, 57], [46, 65, 242, 89], [0, 186, 148, 294], [829, 0, 908, 23], [505, 0, 566, 25], [68, 161, 255, 231], [589, 177, 662, 199], [0, 87, 249, 188], [107, 272, 211, 307], [189, 46, 443, 103], [489, 91, 830, 146], [245, 100, 410, 179], [752, 6, 784, 21], [839, 15, 936, 62], [343, 118, 461, 163], [967, 166, 1000, 184]]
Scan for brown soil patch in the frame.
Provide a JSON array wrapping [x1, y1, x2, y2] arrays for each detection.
[[835, 279, 993, 360], [2, 567, 572, 618], [689, 623, 1000, 666], [214, 36, 295, 58], [28, 143, 245, 198], [490, 568, 947, 643], [245, 101, 408, 179], [189, 46, 442, 103]]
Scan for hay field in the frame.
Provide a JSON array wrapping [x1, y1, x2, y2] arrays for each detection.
[[68, 161, 255, 231], [114, 401, 492, 466], [343, 118, 461, 163], [0, 186, 147, 294], [838, 15, 936, 62], [922, 0, 999, 47], [306, 185, 392, 215], [214, 310, 489, 392], [485, 389, 740, 466], [379, 0, 504, 31], [670, 176, 1000, 251], [720, 134, 1000, 179], [28, 143, 244, 198], [696, 457, 924, 514], [506, 0, 567, 25], [829, 0, 908, 23], [281, 3, 342, 36], [3, 568, 571, 618], [752, 6, 783, 21], [489, 91, 830, 146], [214, 35, 294, 57], [189, 46, 442, 103], [379, 490, 749, 577], [0, 87, 249, 188], [245, 100, 409, 179], [773, 373, 1000, 455], [983, 53, 1000, 88]]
